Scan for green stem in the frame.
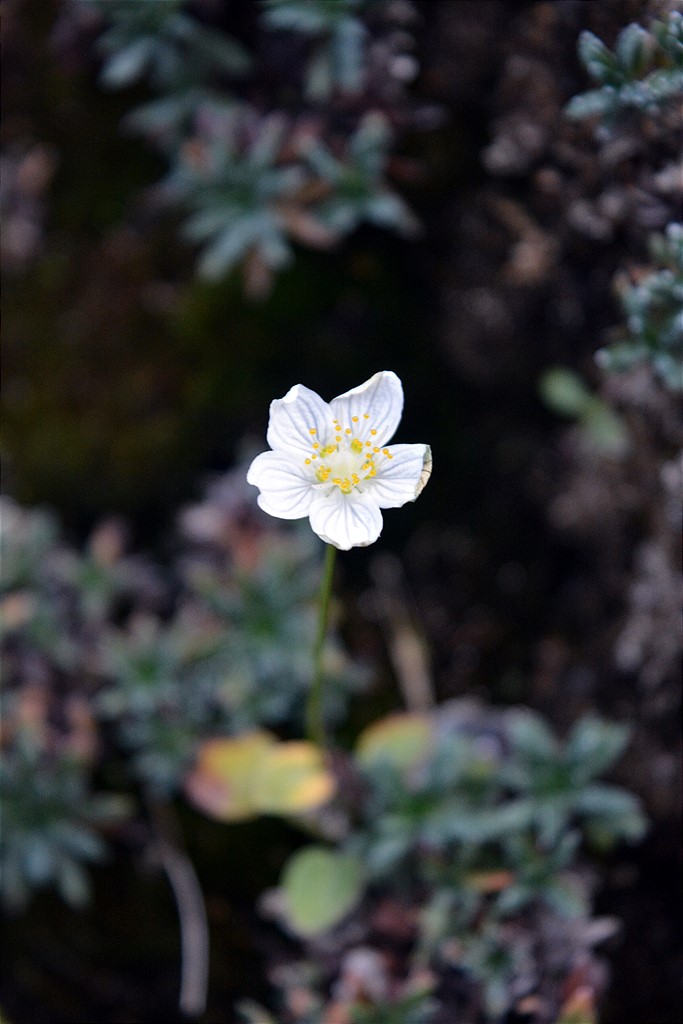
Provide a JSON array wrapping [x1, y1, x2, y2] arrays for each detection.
[[306, 543, 337, 747]]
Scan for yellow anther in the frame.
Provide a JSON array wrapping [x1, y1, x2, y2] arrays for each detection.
[[312, 442, 320, 449], [350, 439, 364, 454], [363, 413, 370, 419], [352, 474, 360, 484], [345, 428, 352, 435], [370, 429, 377, 436], [361, 461, 373, 472], [382, 448, 390, 455], [333, 477, 341, 485], [352, 416, 359, 422], [373, 446, 380, 453], [311, 454, 317, 459], [321, 444, 337, 456], [365, 440, 372, 446], [336, 435, 342, 442], [305, 458, 312, 465], [309, 428, 317, 435], [316, 466, 331, 482]]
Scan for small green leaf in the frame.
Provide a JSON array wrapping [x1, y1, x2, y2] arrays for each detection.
[[566, 716, 630, 782], [539, 368, 591, 417], [616, 23, 652, 76], [100, 38, 154, 88], [578, 31, 621, 85], [505, 709, 559, 760], [281, 845, 364, 936]]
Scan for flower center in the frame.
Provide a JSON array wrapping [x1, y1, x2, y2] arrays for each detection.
[[304, 414, 393, 494]]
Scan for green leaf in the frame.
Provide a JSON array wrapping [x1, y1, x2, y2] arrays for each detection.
[[581, 398, 629, 456], [616, 24, 652, 76], [506, 709, 559, 760], [564, 88, 618, 120], [539, 368, 591, 417], [281, 845, 364, 936], [575, 784, 647, 841], [566, 716, 630, 783], [100, 38, 154, 88], [545, 874, 589, 918], [56, 857, 91, 908], [578, 31, 621, 85]]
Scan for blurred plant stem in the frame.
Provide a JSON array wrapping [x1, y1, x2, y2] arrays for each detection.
[[306, 543, 337, 748], [147, 798, 209, 1018]]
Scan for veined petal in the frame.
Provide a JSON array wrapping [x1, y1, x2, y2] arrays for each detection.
[[309, 489, 383, 550], [267, 384, 332, 457], [369, 444, 432, 509], [330, 371, 403, 446], [247, 451, 314, 519]]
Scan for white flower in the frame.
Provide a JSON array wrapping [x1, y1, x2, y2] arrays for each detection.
[[247, 371, 431, 550]]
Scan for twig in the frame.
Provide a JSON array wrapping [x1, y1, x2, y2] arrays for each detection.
[[147, 799, 210, 1018], [369, 553, 435, 711]]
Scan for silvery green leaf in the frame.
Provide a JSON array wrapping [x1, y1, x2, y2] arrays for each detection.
[[566, 716, 630, 783], [100, 38, 154, 88], [56, 857, 91, 908], [578, 31, 621, 85], [332, 16, 366, 94], [616, 23, 652, 76], [564, 88, 618, 120]]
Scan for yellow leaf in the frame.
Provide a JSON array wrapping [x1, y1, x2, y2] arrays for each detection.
[[184, 731, 274, 821], [254, 742, 336, 814], [184, 733, 335, 821], [356, 712, 431, 771]]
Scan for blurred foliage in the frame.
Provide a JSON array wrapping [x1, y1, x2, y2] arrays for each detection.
[[0, 728, 127, 911], [1, 2, 678, 1022], [264, 704, 645, 1021], [0, 483, 363, 907], [0, 486, 647, 1020], [262, 0, 368, 99], [597, 222, 683, 391], [75, 0, 426, 294], [87, 0, 252, 90], [539, 368, 629, 455], [565, 11, 683, 123]]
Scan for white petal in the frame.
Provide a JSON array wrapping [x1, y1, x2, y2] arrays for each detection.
[[309, 489, 383, 550], [246, 451, 314, 520], [368, 444, 432, 509], [330, 371, 403, 446], [266, 384, 332, 457]]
